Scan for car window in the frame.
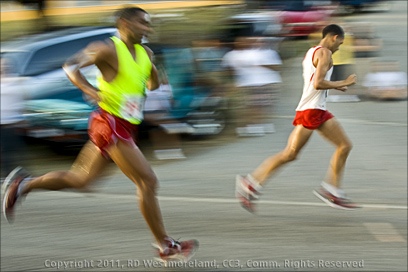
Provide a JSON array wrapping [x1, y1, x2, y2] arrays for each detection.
[[1, 52, 30, 76], [24, 34, 112, 76]]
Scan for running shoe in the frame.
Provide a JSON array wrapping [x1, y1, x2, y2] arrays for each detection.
[[2, 166, 30, 223], [235, 175, 261, 213], [313, 187, 360, 210], [153, 237, 199, 264]]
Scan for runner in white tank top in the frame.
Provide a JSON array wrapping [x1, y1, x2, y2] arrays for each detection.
[[296, 46, 333, 111], [235, 24, 360, 212]]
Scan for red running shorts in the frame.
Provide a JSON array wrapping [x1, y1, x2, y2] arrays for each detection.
[[88, 109, 138, 157], [292, 109, 334, 130]]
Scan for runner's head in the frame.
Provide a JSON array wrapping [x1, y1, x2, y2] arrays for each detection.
[[115, 6, 152, 44], [322, 24, 345, 39], [322, 24, 345, 53]]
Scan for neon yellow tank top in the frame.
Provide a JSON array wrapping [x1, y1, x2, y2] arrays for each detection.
[[97, 36, 152, 124]]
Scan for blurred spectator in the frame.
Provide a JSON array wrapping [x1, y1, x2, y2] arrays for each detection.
[[144, 68, 189, 160], [16, 0, 46, 16], [362, 61, 407, 100], [145, 84, 173, 114], [1, 57, 26, 179], [349, 22, 382, 58], [331, 26, 356, 82], [16, 0, 49, 30], [222, 36, 282, 136], [192, 39, 229, 97]]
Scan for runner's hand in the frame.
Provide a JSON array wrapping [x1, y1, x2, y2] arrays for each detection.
[[335, 86, 348, 92], [345, 74, 357, 86]]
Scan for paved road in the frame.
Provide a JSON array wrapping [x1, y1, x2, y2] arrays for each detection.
[[1, 1, 406, 271]]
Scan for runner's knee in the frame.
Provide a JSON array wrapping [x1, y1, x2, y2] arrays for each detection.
[[283, 148, 299, 162], [285, 144, 299, 162], [139, 173, 159, 194], [148, 176, 159, 191], [339, 141, 353, 155], [67, 171, 94, 189]]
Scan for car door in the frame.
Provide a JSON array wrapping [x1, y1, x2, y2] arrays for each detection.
[[21, 33, 114, 100]]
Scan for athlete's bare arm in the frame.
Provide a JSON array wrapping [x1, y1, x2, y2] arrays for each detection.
[[313, 48, 357, 91], [63, 40, 115, 102], [142, 45, 160, 91]]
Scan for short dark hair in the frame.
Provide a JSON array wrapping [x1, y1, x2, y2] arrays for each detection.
[[115, 6, 148, 27], [322, 24, 344, 39]]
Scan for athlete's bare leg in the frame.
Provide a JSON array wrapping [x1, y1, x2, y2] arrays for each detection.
[[106, 140, 167, 245], [22, 141, 110, 193], [251, 125, 314, 185], [317, 118, 353, 188]]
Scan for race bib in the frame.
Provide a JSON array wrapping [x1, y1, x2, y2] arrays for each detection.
[[120, 95, 145, 121]]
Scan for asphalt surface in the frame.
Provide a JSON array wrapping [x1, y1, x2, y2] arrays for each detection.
[[1, 1, 407, 271]]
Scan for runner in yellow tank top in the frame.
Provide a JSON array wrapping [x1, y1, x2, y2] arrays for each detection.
[[2, 6, 198, 263], [98, 36, 151, 124]]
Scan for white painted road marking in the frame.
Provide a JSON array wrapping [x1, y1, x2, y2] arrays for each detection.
[[40, 191, 408, 210]]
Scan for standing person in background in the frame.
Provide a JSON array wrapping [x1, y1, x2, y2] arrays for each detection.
[[235, 24, 360, 212], [2, 6, 198, 263], [192, 38, 229, 97], [17, 0, 49, 29], [330, 25, 355, 82], [17, 0, 46, 16], [144, 69, 188, 160], [222, 36, 282, 136], [248, 37, 282, 133]]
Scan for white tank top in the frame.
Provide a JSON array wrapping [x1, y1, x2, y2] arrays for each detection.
[[296, 46, 333, 111]]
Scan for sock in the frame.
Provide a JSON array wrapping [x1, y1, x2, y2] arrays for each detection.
[[16, 177, 32, 197], [246, 174, 263, 191], [321, 182, 345, 198]]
